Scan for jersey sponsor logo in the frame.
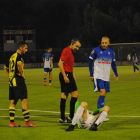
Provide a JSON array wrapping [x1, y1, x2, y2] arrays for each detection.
[[102, 58, 109, 62], [98, 62, 111, 64], [91, 50, 94, 54]]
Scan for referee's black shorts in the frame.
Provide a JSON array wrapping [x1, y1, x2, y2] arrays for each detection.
[[9, 77, 27, 100], [59, 72, 77, 96]]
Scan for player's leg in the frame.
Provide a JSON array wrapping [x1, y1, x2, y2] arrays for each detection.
[[44, 69, 47, 86], [49, 70, 52, 86], [89, 106, 110, 131], [59, 92, 68, 123], [66, 102, 87, 131], [21, 98, 38, 127], [9, 86, 20, 127]]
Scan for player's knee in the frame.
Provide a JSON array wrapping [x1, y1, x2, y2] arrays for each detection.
[[72, 91, 79, 98], [103, 105, 110, 113], [80, 102, 88, 108]]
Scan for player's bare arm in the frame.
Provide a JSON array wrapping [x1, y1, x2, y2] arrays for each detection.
[[17, 62, 24, 78], [4, 66, 9, 76], [58, 59, 70, 83], [49, 58, 53, 70]]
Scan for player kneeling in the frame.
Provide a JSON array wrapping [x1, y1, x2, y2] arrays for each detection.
[[65, 101, 110, 131]]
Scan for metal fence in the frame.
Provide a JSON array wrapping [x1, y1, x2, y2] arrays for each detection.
[[1, 43, 140, 64]]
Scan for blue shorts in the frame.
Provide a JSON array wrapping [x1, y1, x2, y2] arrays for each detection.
[[44, 68, 53, 73], [94, 79, 110, 92]]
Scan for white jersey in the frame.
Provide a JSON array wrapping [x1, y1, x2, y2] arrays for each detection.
[[43, 52, 53, 68], [89, 46, 116, 81], [77, 111, 96, 129]]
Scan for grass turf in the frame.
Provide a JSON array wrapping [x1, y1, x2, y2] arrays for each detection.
[[0, 66, 140, 140]]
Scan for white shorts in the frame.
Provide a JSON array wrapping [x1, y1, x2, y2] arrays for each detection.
[[77, 111, 96, 129]]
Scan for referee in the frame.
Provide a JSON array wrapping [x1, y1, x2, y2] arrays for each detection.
[[4, 41, 38, 127], [58, 38, 81, 123]]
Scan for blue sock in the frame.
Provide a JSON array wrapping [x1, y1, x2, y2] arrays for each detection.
[[135, 66, 139, 71], [133, 66, 136, 72], [44, 78, 46, 81], [97, 95, 105, 109], [49, 79, 52, 84]]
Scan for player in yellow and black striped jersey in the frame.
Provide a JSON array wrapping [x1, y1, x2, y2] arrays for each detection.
[[4, 41, 38, 127]]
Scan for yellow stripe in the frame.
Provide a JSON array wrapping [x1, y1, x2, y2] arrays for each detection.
[[23, 110, 29, 114], [24, 115, 29, 117], [9, 111, 15, 113], [9, 107, 15, 110], [12, 78, 17, 87], [10, 117, 14, 120], [4, 65, 9, 69], [17, 61, 22, 63], [25, 119, 29, 122]]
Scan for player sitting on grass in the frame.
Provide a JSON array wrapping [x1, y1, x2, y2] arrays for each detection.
[[65, 101, 110, 131]]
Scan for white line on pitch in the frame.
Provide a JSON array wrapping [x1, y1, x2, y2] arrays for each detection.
[[0, 109, 140, 117]]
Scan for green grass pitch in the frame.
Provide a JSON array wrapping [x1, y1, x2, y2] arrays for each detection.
[[0, 66, 140, 140]]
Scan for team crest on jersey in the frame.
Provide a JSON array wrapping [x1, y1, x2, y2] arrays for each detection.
[[100, 51, 102, 54], [108, 52, 110, 55], [21, 58, 23, 62], [65, 51, 67, 53], [91, 50, 94, 54]]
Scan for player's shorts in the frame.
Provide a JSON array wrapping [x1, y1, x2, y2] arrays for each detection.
[[94, 78, 110, 92], [59, 72, 77, 96], [44, 68, 53, 73], [77, 111, 96, 129], [9, 77, 27, 100]]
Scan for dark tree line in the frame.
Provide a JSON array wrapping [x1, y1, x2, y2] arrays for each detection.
[[1, 0, 140, 48]]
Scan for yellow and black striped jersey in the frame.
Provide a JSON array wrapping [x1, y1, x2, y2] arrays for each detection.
[[4, 53, 24, 86]]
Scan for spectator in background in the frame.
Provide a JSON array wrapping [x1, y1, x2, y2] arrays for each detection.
[[127, 53, 131, 63], [31, 54, 36, 63]]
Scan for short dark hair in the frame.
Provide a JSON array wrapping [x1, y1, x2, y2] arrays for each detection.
[[71, 38, 80, 44], [17, 41, 28, 49]]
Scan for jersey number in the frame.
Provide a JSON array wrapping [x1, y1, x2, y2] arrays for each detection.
[[10, 60, 14, 72], [46, 56, 49, 61]]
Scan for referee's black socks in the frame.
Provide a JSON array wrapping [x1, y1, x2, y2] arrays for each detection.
[[60, 98, 66, 120], [70, 97, 77, 119]]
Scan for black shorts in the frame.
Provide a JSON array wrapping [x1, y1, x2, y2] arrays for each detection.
[[59, 72, 77, 96], [9, 77, 27, 100]]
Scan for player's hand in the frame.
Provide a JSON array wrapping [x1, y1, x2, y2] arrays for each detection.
[[64, 76, 70, 83], [114, 75, 118, 82], [49, 67, 52, 70], [90, 77, 94, 82], [73, 75, 76, 80]]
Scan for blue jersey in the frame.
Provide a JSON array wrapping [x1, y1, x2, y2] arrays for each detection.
[[43, 52, 53, 68], [132, 51, 138, 62], [89, 46, 118, 81]]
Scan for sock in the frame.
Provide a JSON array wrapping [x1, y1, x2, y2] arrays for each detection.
[[44, 78, 46, 81], [93, 108, 103, 115], [70, 97, 77, 119], [72, 106, 84, 125], [95, 111, 107, 127], [97, 95, 105, 109], [49, 79, 52, 84], [22, 109, 30, 122], [135, 66, 139, 71], [9, 107, 15, 122], [75, 101, 81, 113], [60, 98, 66, 120], [134, 66, 136, 72]]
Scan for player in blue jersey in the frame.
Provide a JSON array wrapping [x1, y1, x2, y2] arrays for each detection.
[[88, 37, 118, 120], [131, 47, 140, 74], [43, 46, 53, 86]]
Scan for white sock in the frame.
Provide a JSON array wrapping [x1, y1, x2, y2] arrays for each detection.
[[95, 111, 107, 126], [72, 106, 84, 125]]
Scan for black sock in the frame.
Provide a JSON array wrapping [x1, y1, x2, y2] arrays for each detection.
[[70, 97, 77, 119], [60, 98, 66, 120]]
